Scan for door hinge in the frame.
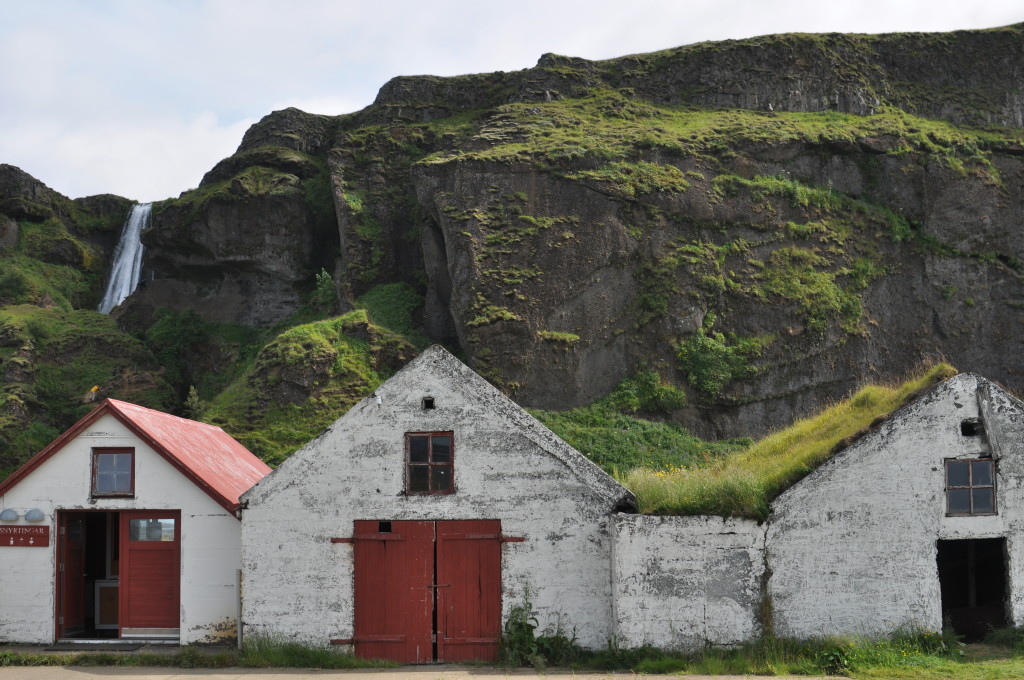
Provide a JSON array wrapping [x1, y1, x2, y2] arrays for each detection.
[[432, 633, 437, 642], [59, 562, 64, 573], [59, 616, 63, 625]]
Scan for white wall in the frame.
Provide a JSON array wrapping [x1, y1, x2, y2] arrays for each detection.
[[242, 348, 629, 650], [767, 374, 1024, 638], [0, 413, 241, 644], [613, 514, 765, 650]]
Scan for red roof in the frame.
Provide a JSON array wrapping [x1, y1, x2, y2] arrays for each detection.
[[0, 399, 271, 514]]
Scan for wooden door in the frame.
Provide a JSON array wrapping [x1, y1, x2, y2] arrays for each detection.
[[353, 519, 502, 664], [57, 513, 86, 637], [119, 511, 180, 634], [353, 520, 434, 663], [436, 520, 501, 662]]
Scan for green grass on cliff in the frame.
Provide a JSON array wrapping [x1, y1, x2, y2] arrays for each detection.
[[0, 306, 175, 476], [421, 90, 1019, 182], [531, 369, 750, 473], [204, 310, 415, 465], [620, 362, 957, 519]]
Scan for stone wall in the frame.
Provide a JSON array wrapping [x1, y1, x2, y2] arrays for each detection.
[[612, 514, 765, 649]]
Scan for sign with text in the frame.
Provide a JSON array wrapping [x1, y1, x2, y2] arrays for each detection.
[[0, 526, 49, 547]]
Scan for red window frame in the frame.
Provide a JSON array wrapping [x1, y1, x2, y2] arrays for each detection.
[[945, 458, 996, 516], [405, 432, 454, 495], [92, 448, 135, 497]]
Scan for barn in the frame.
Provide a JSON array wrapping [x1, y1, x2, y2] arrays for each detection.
[[616, 372, 1024, 648], [0, 399, 270, 645], [240, 345, 637, 662]]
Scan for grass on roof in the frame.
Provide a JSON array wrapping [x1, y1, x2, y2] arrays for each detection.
[[619, 362, 958, 520]]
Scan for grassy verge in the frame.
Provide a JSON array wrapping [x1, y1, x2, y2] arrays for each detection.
[[0, 637, 395, 669], [620, 362, 957, 519], [500, 623, 1024, 678]]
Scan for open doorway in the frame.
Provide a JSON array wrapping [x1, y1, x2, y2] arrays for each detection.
[[937, 538, 1007, 641], [57, 510, 180, 641]]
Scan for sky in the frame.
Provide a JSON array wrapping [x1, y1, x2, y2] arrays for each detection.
[[0, 1, 1019, 202]]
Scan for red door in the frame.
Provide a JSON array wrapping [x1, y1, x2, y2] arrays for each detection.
[[353, 519, 501, 664], [57, 513, 86, 637], [119, 511, 180, 634], [353, 520, 434, 663], [437, 520, 501, 662]]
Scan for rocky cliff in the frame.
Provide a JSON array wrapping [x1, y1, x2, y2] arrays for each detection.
[[3, 23, 1024, 465]]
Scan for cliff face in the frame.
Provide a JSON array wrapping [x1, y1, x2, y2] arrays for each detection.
[[4, 23, 1024, 456]]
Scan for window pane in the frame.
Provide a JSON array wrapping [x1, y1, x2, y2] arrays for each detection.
[[432, 436, 451, 463], [409, 436, 429, 463], [431, 465, 452, 492], [129, 518, 175, 541], [947, 461, 970, 487], [95, 474, 115, 493], [95, 453, 132, 494], [973, 488, 994, 513], [948, 489, 971, 514], [409, 465, 429, 492], [972, 460, 994, 486]]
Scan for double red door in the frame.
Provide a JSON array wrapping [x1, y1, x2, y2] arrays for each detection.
[[353, 520, 501, 663], [57, 510, 180, 639]]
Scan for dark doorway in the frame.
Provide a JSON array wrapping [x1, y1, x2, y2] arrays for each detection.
[[937, 538, 1007, 641]]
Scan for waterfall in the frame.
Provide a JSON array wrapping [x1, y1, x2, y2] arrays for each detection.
[[97, 202, 151, 314]]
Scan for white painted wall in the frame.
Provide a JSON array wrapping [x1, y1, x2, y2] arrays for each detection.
[[0, 413, 242, 644], [612, 514, 765, 650], [241, 347, 632, 650], [767, 374, 1024, 638]]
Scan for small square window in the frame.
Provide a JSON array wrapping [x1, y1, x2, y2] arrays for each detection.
[[405, 432, 453, 495], [422, 397, 436, 410], [945, 458, 996, 515], [93, 449, 134, 497]]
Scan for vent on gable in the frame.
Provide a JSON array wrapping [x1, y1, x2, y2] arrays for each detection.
[[422, 397, 436, 410], [961, 418, 983, 437]]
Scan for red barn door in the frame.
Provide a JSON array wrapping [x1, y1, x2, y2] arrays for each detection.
[[353, 520, 434, 663], [119, 512, 180, 635], [57, 513, 86, 637], [436, 520, 501, 662], [353, 519, 501, 664]]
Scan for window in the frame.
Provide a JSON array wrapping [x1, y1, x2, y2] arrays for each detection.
[[92, 448, 134, 497], [406, 432, 453, 495], [946, 459, 995, 515]]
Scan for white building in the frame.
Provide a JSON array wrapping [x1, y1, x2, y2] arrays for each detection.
[[240, 345, 636, 662], [0, 399, 270, 644]]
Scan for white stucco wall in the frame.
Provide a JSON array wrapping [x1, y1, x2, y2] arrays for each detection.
[[241, 347, 632, 650], [612, 514, 765, 650], [767, 374, 1024, 638], [0, 413, 242, 644]]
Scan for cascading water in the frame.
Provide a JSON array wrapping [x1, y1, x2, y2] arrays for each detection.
[[97, 202, 151, 314]]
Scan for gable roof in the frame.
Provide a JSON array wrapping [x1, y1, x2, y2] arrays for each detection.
[[243, 345, 636, 511], [0, 399, 271, 514]]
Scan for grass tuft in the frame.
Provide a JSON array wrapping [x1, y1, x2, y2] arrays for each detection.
[[621, 361, 957, 518]]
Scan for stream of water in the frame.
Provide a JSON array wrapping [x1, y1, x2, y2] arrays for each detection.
[[97, 202, 151, 314]]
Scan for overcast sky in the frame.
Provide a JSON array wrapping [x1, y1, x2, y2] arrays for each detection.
[[0, 1, 1019, 202]]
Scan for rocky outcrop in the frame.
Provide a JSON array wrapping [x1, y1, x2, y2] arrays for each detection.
[[15, 22, 1024, 443]]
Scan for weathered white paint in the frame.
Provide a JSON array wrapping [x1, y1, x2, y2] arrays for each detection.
[[767, 374, 1024, 638], [241, 346, 634, 650], [612, 514, 765, 649], [0, 413, 241, 644]]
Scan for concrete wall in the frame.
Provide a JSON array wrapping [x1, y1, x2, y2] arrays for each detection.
[[241, 347, 631, 650], [767, 374, 1024, 638], [0, 413, 242, 644], [612, 514, 765, 649]]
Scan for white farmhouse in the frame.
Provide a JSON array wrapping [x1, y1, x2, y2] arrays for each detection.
[[0, 399, 270, 644], [240, 345, 637, 662]]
